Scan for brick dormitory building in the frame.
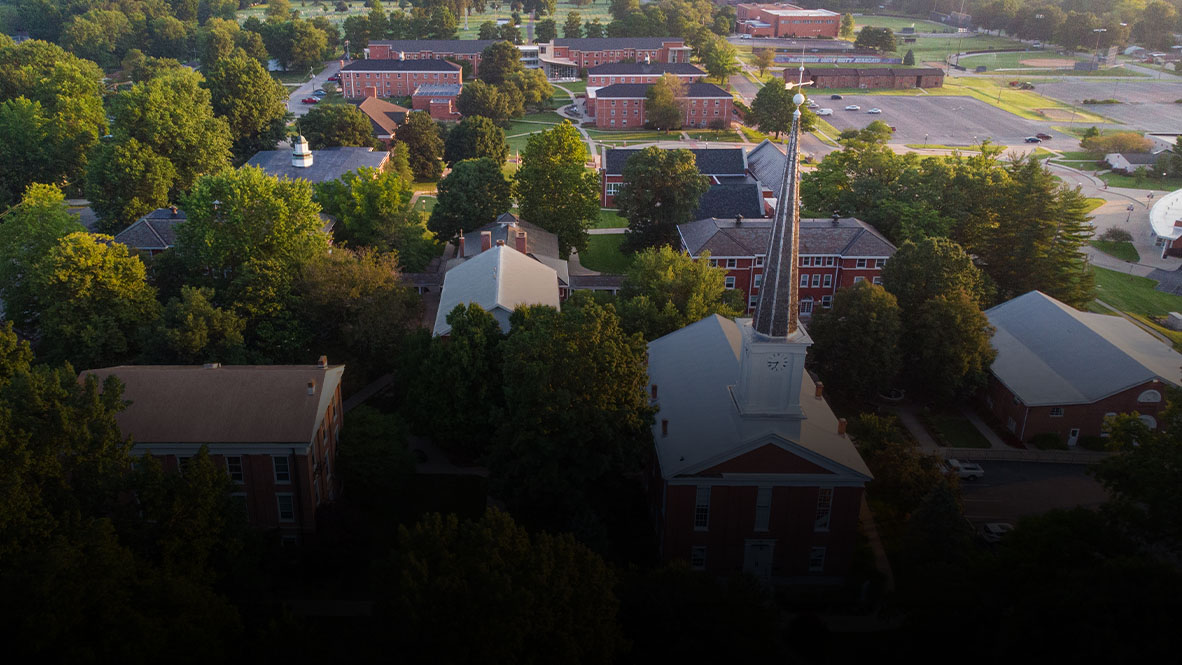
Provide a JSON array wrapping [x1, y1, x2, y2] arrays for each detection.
[[796, 66, 945, 89], [735, 3, 841, 38], [339, 58, 462, 99], [588, 82, 734, 129]]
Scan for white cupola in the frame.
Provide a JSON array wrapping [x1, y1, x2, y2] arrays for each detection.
[[292, 135, 313, 168]]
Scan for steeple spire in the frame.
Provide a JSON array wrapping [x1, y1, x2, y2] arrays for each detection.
[[751, 84, 806, 338]]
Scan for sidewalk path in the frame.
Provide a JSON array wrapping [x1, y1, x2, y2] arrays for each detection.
[[887, 405, 941, 452], [960, 407, 1005, 449]]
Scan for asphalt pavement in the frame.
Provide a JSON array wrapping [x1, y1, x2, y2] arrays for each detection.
[[959, 461, 1108, 525], [285, 59, 344, 118]]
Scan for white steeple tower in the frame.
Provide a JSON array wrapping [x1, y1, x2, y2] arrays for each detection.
[[733, 65, 813, 419], [292, 135, 313, 168]]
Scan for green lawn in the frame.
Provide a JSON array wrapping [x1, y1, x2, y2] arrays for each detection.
[[413, 196, 437, 214], [553, 79, 587, 96], [1090, 240, 1139, 263], [271, 66, 323, 84], [855, 16, 956, 33], [684, 129, 743, 142], [521, 111, 565, 124], [579, 235, 631, 274], [1097, 171, 1182, 191], [923, 412, 992, 448], [935, 77, 1109, 123], [1015, 67, 1145, 77], [956, 50, 1072, 70], [1056, 151, 1099, 160], [904, 143, 981, 151], [410, 180, 439, 193], [1082, 197, 1106, 213], [1092, 266, 1182, 316], [595, 209, 627, 229]]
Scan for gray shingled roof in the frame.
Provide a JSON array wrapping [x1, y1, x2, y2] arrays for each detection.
[[986, 291, 1182, 405], [804, 66, 944, 77], [412, 83, 462, 96], [746, 139, 787, 192], [460, 213, 560, 260], [112, 207, 186, 250], [678, 217, 896, 258], [695, 184, 764, 221], [342, 59, 462, 72], [368, 39, 497, 54], [569, 274, 625, 288], [587, 62, 705, 76], [554, 37, 683, 50], [594, 82, 731, 99], [246, 147, 388, 184], [604, 147, 746, 176]]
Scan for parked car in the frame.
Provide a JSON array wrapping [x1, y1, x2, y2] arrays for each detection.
[[844, 104, 860, 111], [312, 89, 327, 97], [831, 94, 844, 100], [1024, 136, 1042, 143], [740, 33, 752, 39], [301, 97, 320, 104], [981, 522, 1014, 544], [866, 108, 882, 114], [327, 74, 340, 82], [805, 99, 818, 108], [1035, 132, 1052, 140], [814, 108, 833, 116], [946, 459, 985, 480]]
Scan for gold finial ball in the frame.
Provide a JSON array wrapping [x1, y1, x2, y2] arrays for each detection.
[[793, 92, 805, 106]]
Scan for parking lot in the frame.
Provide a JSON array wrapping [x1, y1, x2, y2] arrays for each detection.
[[958, 461, 1109, 527], [817, 95, 1071, 146], [1036, 80, 1182, 131]]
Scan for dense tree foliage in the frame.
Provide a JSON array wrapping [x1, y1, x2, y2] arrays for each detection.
[[395, 111, 445, 181], [617, 146, 709, 251], [514, 121, 599, 257], [808, 282, 903, 400], [203, 50, 291, 161], [644, 72, 685, 132], [442, 115, 509, 166], [0, 184, 86, 330], [428, 158, 514, 242], [616, 246, 743, 339], [749, 78, 816, 139], [456, 79, 525, 125], [314, 166, 436, 270], [299, 103, 378, 149]]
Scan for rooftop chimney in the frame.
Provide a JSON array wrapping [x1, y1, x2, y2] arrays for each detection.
[[515, 230, 527, 254], [661, 419, 669, 437], [203, 362, 220, 369], [815, 381, 823, 399], [837, 418, 847, 437], [292, 135, 313, 168], [318, 355, 328, 368], [831, 211, 841, 226], [170, 205, 178, 217], [651, 384, 658, 400], [496, 239, 505, 247], [735, 214, 743, 226], [481, 231, 492, 252], [307, 380, 316, 396], [458, 233, 466, 257]]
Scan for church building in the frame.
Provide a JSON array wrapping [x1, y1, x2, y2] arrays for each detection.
[[644, 88, 872, 583]]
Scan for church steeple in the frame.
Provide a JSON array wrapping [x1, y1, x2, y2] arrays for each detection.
[[732, 76, 812, 419]]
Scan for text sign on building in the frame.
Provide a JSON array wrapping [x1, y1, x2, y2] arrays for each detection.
[[774, 54, 903, 64]]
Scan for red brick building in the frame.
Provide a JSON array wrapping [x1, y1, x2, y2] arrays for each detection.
[[798, 66, 945, 89], [82, 361, 346, 543], [367, 39, 497, 75], [586, 62, 705, 89], [678, 216, 896, 315], [340, 58, 462, 99], [538, 37, 692, 79], [600, 146, 749, 206], [412, 83, 462, 121], [646, 105, 871, 583], [735, 3, 841, 38], [983, 291, 1182, 445], [588, 82, 734, 130]]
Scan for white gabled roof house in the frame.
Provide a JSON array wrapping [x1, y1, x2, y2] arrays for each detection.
[[432, 244, 560, 336]]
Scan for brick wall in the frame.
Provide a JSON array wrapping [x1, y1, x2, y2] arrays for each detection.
[[701, 254, 887, 315], [985, 376, 1169, 443], [593, 96, 733, 130], [342, 69, 462, 99]]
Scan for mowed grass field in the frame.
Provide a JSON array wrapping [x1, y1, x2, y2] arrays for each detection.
[[854, 15, 957, 33], [1091, 267, 1182, 316]]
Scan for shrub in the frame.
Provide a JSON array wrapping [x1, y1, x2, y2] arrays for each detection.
[[1081, 131, 1153, 155], [708, 117, 727, 130], [1099, 227, 1133, 242], [1029, 432, 1067, 450]]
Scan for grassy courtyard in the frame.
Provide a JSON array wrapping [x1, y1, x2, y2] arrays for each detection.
[[1091, 266, 1182, 316], [1090, 240, 1140, 263], [579, 234, 631, 274], [921, 411, 992, 448]]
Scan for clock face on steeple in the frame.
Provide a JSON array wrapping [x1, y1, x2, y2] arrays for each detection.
[[766, 353, 790, 372]]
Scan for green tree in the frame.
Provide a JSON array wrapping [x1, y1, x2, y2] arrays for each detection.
[[536, 18, 557, 42], [700, 36, 739, 86], [335, 405, 416, 525], [313, 166, 435, 269], [504, 69, 553, 111], [1135, 1, 1179, 51], [289, 20, 330, 72], [808, 281, 902, 400], [176, 166, 329, 287], [29, 232, 161, 368], [378, 509, 624, 663], [478, 20, 498, 40], [429, 158, 513, 242], [479, 40, 524, 84], [839, 13, 854, 38], [909, 289, 996, 402], [854, 26, 896, 52], [147, 286, 246, 364], [61, 9, 133, 70], [395, 111, 445, 181], [443, 115, 509, 166], [617, 147, 709, 251], [427, 6, 458, 39], [752, 48, 774, 78], [0, 39, 106, 206], [903, 48, 915, 66], [297, 248, 423, 366], [514, 121, 600, 257], [749, 78, 815, 139], [849, 413, 948, 517], [86, 137, 177, 233], [645, 72, 685, 132], [266, 0, 293, 20], [617, 245, 743, 339], [490, 295, 653, 531], [0, 184, 85, 329], [299, 103, 377, 149], [564, 11, 582, 37], [881, 237, 991, 314], [902, 481, 972, 570], [343, 14, 370, 56], [204, 50, 291, 161], [584, 19, 606, 38], [388, 141, 414, 183], [456, 79, 524, 125]]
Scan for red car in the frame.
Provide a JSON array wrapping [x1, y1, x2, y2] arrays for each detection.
[[327, 74, 340, 82], [301, 97, 319, 104]]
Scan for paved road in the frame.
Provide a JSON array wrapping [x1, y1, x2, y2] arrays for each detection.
[[285, 60, 344, 118], [960, 461, 1108, 525], [1034, 79, 1182, 131], [728, 73, 761, 104]]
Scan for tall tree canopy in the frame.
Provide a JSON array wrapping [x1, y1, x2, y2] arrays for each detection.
[[298, 103, 378, 149], [644, 73, 685, 132], [617, 147, 709, 252], [617, 245, 743, 339], [395, 111, 445, 181], [442, 115, 509, 166], [514, 121, 599, 258], [808, 281, 903, 400], [749, 78, 815, 139], [478, 40, 524, 84], [0, 184, 85, 330], [315, 166, 435, 269], [204, 50, 291, 161], [428, 158, 514, 243]]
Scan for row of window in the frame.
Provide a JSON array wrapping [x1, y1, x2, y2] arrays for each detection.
[[693, 486, 832, 532], [724, 274, 879, 290], [357, 72, 457, 79], [707, 256, 888, 268], [689, 545, 827, 572]]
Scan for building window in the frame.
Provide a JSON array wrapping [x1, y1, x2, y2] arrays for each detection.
[[856, 259, 868, 268], [277, 493, 295, 522], [1007, 417, 1017, 432], [314, 478, 321, 506], [273, 456, 290, 483], [690, 546, 707, 570], [875, 258, 886, 268], [226, 456, 243, 483], [726, 258, 737, 268], [825, 256, 835, 266], [724, 276, 736, 289], [1138, 389, 1162, 403], [749, 295, 758, 307], [853, 276, 865, 283], [823, 274, 833, 288], [756, 256, 764, 266], [709, 258, 718, 267], [178, 456, 192, 474], [800, 298, 813, 314], [1140, 415, 1157, 430], [754, 273, 763, 289], [800, 273, 809, 287], [811, 274, 821, 287], [606, 182, 620, 196], [872, 276, 882, 285], [815, 487, 833, 531], [694, 486, 711, 530], [231, 492, 247, 517], [800, 256, 811, 266], [809, 547, 826, 573], [821, 295, 832, 308], [1050, 407, 1064, 417], [754, 487, 772, 532]]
